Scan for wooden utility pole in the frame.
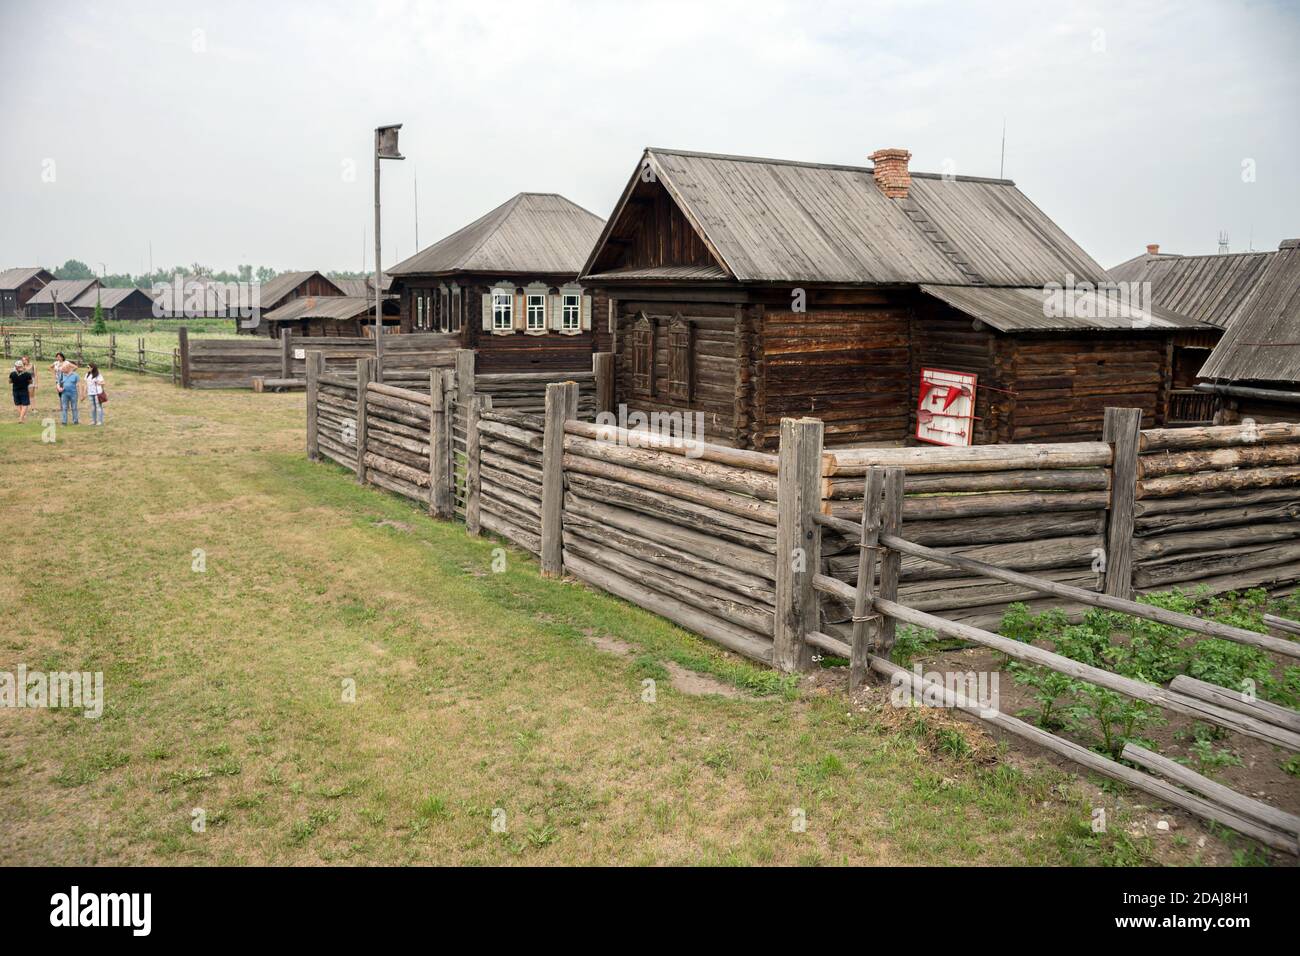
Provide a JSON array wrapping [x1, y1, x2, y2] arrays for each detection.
[[373, 123, 405, 365]]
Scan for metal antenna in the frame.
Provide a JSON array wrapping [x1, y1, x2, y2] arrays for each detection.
[[999, 118, 1006, 179], [1218, 231, 1229, 254]]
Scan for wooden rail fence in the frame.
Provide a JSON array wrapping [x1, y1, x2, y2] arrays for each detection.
[[304, 377, 1300, 852]]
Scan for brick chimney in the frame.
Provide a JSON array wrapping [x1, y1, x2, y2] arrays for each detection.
[[1146, 243, 1160, 255], [869, 148, 912, 199]]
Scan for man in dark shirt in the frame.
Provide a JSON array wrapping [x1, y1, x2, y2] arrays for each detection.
[[10, 359, 33, 423]]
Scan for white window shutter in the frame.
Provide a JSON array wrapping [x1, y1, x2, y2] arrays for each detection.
[[549, 294, 563, 331], [481, 293, 492, 331], [581, 295, 592, 331]]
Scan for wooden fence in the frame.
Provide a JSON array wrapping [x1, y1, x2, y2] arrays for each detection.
[[2, 329, 180, 381], [305, 379, 1300, 850], [179, 331, 462, 390]]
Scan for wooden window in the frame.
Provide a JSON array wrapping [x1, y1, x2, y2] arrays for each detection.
[[524, 282, 549, 334], [667, 316, 693, 402], [630, 313, 655, 397], [416, 294, 424, 329], [491, 289, 513, 331], [562, 294, 581, 332], [450, 284, 461, 333], [439, 284, 450, 333]]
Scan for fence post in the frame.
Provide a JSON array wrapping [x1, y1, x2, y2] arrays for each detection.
[[280, 329, 292, 380], [177, 327, 191, 388], [875, 467, 905, 659], [355, 357, 375, 483], [172, 348, 178, 385], [593, 351, 614, 418], [465, 394, 490, 535], [429, 369, 451, 517], [2, 334, 9, 359], [541, 381, 577, 577], [850, 467, 886, 692], [774, 417, 824, 673], [137, 337, 144, 374], [108, 332, 116, 369], [76, 330, 83, 361], [455, 348, 475, 404], [306, 351, 321, 461], [1103, 406, 1142, 600], [34, 333, 41, 360]]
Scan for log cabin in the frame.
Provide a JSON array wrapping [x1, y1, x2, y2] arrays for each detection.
[[581, 147, 1210, 449], [1109, 243, 1275, 424], [1198, 239, 1300, 423], [0, 267, 56, 317], [386, 193, 607, 372], [23, 278, 100, 320], [243, 271, 346, 335], [261, 294, 400, 337], [70, 286, 156, 321]]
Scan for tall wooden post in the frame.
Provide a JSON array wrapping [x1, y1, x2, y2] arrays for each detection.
[[850, 466, 886, 693], [1103, 406, 1143, 600], [280, 329, 292, 379], [306, 351, 321, 460], [592, 351, 614, 419], [455, 348, 475, 404], [774, 417, 824, 673], [177, 327, 190, 388], [429, 368, 451, 517], [108, 332, 116, 369], [355, 357, 375, 482], [541, 381, 577, 577], [137, 337, 145, 373], [465, 394, 490, 535], [875, 467, 905, 659]]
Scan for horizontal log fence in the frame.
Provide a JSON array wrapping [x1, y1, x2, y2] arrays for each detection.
[[2, 330, 180, 381], [304, 390, 1300, 852]]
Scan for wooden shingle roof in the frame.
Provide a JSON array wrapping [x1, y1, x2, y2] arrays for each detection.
[[1107, 250, 1275, 329], [582, 148, 1110, 287], [26, 278, 98, 304], [1199, 240, 1300, 385], [258, 271, 342, 309], [71, 286, 153, 309], [0, 267, 50, 290], [388, 193, 605, 277], [921, 284, 1208, 334]]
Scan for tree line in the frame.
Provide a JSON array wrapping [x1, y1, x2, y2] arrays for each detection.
[[51, 259, 369, 289]]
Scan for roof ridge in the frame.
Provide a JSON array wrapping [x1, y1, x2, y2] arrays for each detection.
[[646, 146, 1016, 186]]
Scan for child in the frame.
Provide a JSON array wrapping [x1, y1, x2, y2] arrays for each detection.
[[9, 360, 33, 423], [85, 364, 106, 425]]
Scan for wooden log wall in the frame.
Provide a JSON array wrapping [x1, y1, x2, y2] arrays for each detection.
[[475, 371, 597, 419], [822, 442, 1115, 632], [185, 337, 282, 389], [993, 333, 1172, 443], [477, 410, 545, 556], [314, 371, 360, 472], [760, 303, 911, 450], [1133, 423, 1300, 596], [559, 419, 780, 664]]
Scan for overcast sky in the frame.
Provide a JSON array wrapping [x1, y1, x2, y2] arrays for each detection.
[[2, 0, 1296, 277]]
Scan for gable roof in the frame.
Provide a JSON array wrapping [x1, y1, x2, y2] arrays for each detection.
[[26, 278, 98, 304], [1107, 250, 1275, 329], [71, 286, 153, 309], [0, 267, 53, 290], [581, 147, 1108, 287], [388, 193, 605, 277], [921, 284, 1207, 333], [333, 274, 393, 297], [262, 295, 382, 323], [1199, 240, 1300, 385], [256, 271, 343, 309]]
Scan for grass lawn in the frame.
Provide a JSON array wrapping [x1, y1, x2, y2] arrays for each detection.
[[0, 374, 1244, 865]]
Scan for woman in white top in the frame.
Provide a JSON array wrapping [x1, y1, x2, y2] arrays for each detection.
[[85, 364, 106, 425]]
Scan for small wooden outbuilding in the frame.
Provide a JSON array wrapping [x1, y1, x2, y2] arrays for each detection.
[[70, 286, 156, 321], [387, 193, 607, 372], [261, 294, 400, 337], [0, 267, 56, 317], [244, 271, 346, 335], [581, 147, 1209, 449], [1198, 239, 1300, 422], [24, 278, 100, 320]]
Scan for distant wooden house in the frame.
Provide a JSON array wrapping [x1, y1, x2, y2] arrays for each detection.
[[261, 294, 400, 337], [0, 267, 56, 317], [1198, 239, 1300, 422], [71, 286, 156, 321], [24, 278, 100, 320], [244, 271, 346, 335], [387, 193, 606, 372], [581, 147, 1210, 449], [1108, 243, 1275, 424]]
